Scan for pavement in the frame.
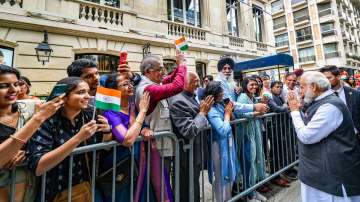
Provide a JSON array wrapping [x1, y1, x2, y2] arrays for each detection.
[[199, 171, 301, 202], [266, 180, 301, 202]]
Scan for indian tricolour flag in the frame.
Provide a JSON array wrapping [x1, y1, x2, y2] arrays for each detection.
[[95, 87, 121, 111], [175, 36, 189, 51]]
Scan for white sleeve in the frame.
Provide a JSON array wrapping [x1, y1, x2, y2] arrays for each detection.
[[290, 103, 343, 144]]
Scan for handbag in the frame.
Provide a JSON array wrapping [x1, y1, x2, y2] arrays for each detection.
[[52, 151, 92, 202], [96, 154, 136, 197], [52, 181, 91, 202]]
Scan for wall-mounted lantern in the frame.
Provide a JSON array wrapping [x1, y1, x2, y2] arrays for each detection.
[[142, 43, 151, 58], [35, 30, 53, 65]]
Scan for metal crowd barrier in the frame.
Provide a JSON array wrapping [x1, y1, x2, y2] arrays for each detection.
[[186, 112, 298, 202], [4, 113, 298, 202], [4, 131, 180, 202]]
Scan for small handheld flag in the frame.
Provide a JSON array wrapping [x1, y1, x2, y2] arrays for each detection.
[[95, 87, 121, 111], [175, 36, 189, 51]]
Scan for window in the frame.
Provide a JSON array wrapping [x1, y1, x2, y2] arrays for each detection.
[[272, 0, 284, 13], [293, 8, 309, 23], [168, 0, 201, 27], [196, 62, 206, 84], [75, 54, 119, 73], [273, 16, 286, 30], [324, 43, 339, 58], [298, 47, 315, 63], [226, 0, 239, 36], [253, 6, 264, 42], [321, 22, 336, 37], [85, 0, 120, 8], [318, 3, 332, 17], [296, 27, 312, 42], [0, 46, 14, 67], [292, 0, 306, 5], [275, 33, 289, 47]]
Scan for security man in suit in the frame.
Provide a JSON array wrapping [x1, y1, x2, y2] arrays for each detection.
[[320, 66, 360, 136]]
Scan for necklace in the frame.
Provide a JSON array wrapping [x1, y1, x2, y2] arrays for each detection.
[[0, 111, 19, 128]]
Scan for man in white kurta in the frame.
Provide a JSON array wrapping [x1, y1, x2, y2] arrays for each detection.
[[287, 71, 360, 202]]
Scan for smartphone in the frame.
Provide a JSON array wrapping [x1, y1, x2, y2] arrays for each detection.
[[119, 51, 128, 65], [223, 98, 230, 105], [46, 84, 69, 101]]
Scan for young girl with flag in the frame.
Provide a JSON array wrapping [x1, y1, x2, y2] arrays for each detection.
[[27, 77, 111, 202]]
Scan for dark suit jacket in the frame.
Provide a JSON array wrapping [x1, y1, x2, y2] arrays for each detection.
[[344, 86, 360, 133], [268, 94, 288, 113], [169, 91, 209, 166]]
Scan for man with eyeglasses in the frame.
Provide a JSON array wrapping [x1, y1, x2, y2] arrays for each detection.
[[135, 52, 186, 165]]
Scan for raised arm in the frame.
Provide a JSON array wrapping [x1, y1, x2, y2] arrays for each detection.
[[0, 97, 63, 168], [207, 103, 234, 138], [106, 92, 150, 146], [145, 64, 186, 114]]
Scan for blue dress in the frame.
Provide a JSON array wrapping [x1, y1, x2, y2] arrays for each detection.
[[207, 103, 240, 201], [235, 93, 266, 196]]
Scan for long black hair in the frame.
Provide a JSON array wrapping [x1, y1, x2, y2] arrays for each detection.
[[56, 77, 85, 96], [241, 77, 258, 96], [0, 64, 21, 112]]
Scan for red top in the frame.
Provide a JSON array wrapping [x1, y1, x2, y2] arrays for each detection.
[[144, 64, 187, 114]]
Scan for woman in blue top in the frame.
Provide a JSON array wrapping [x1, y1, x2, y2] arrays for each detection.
[[204, 81, 239, 202], [236, 77, 267, 201]]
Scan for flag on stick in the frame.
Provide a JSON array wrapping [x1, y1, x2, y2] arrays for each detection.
[[95, 87, 121, 111], [175, 36, 189, 51]]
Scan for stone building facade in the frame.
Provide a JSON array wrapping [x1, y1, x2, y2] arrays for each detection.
[[271, 0, 360, 71], [0, 0, 275, 96]]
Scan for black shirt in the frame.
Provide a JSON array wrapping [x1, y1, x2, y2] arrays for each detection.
[[27, 108, 101, 202], [0, 122, 16, 144]]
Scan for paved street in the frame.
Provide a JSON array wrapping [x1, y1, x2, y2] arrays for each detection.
[[267, 180, 300, 202], [200, 171, 301, 202]]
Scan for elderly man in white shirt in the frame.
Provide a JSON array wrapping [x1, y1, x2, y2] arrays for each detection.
[[287, 71, 360, 202]]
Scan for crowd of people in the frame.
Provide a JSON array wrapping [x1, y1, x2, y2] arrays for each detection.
[[0, 51, 360, 202]]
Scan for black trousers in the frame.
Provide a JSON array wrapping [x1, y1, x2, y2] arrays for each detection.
[[179, 142, 202, 202]]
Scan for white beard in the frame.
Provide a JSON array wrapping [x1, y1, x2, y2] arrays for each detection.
[[218, 72, 236, 87], [303, 89, 315, 104]]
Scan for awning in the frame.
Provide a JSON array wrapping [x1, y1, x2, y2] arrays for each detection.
[[234, 53, 294, 73]]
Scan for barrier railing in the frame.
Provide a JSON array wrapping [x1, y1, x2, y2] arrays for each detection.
[[4, 131, 180, 202], [186, 112, 298, 202], [3, 113, 298, 202]]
